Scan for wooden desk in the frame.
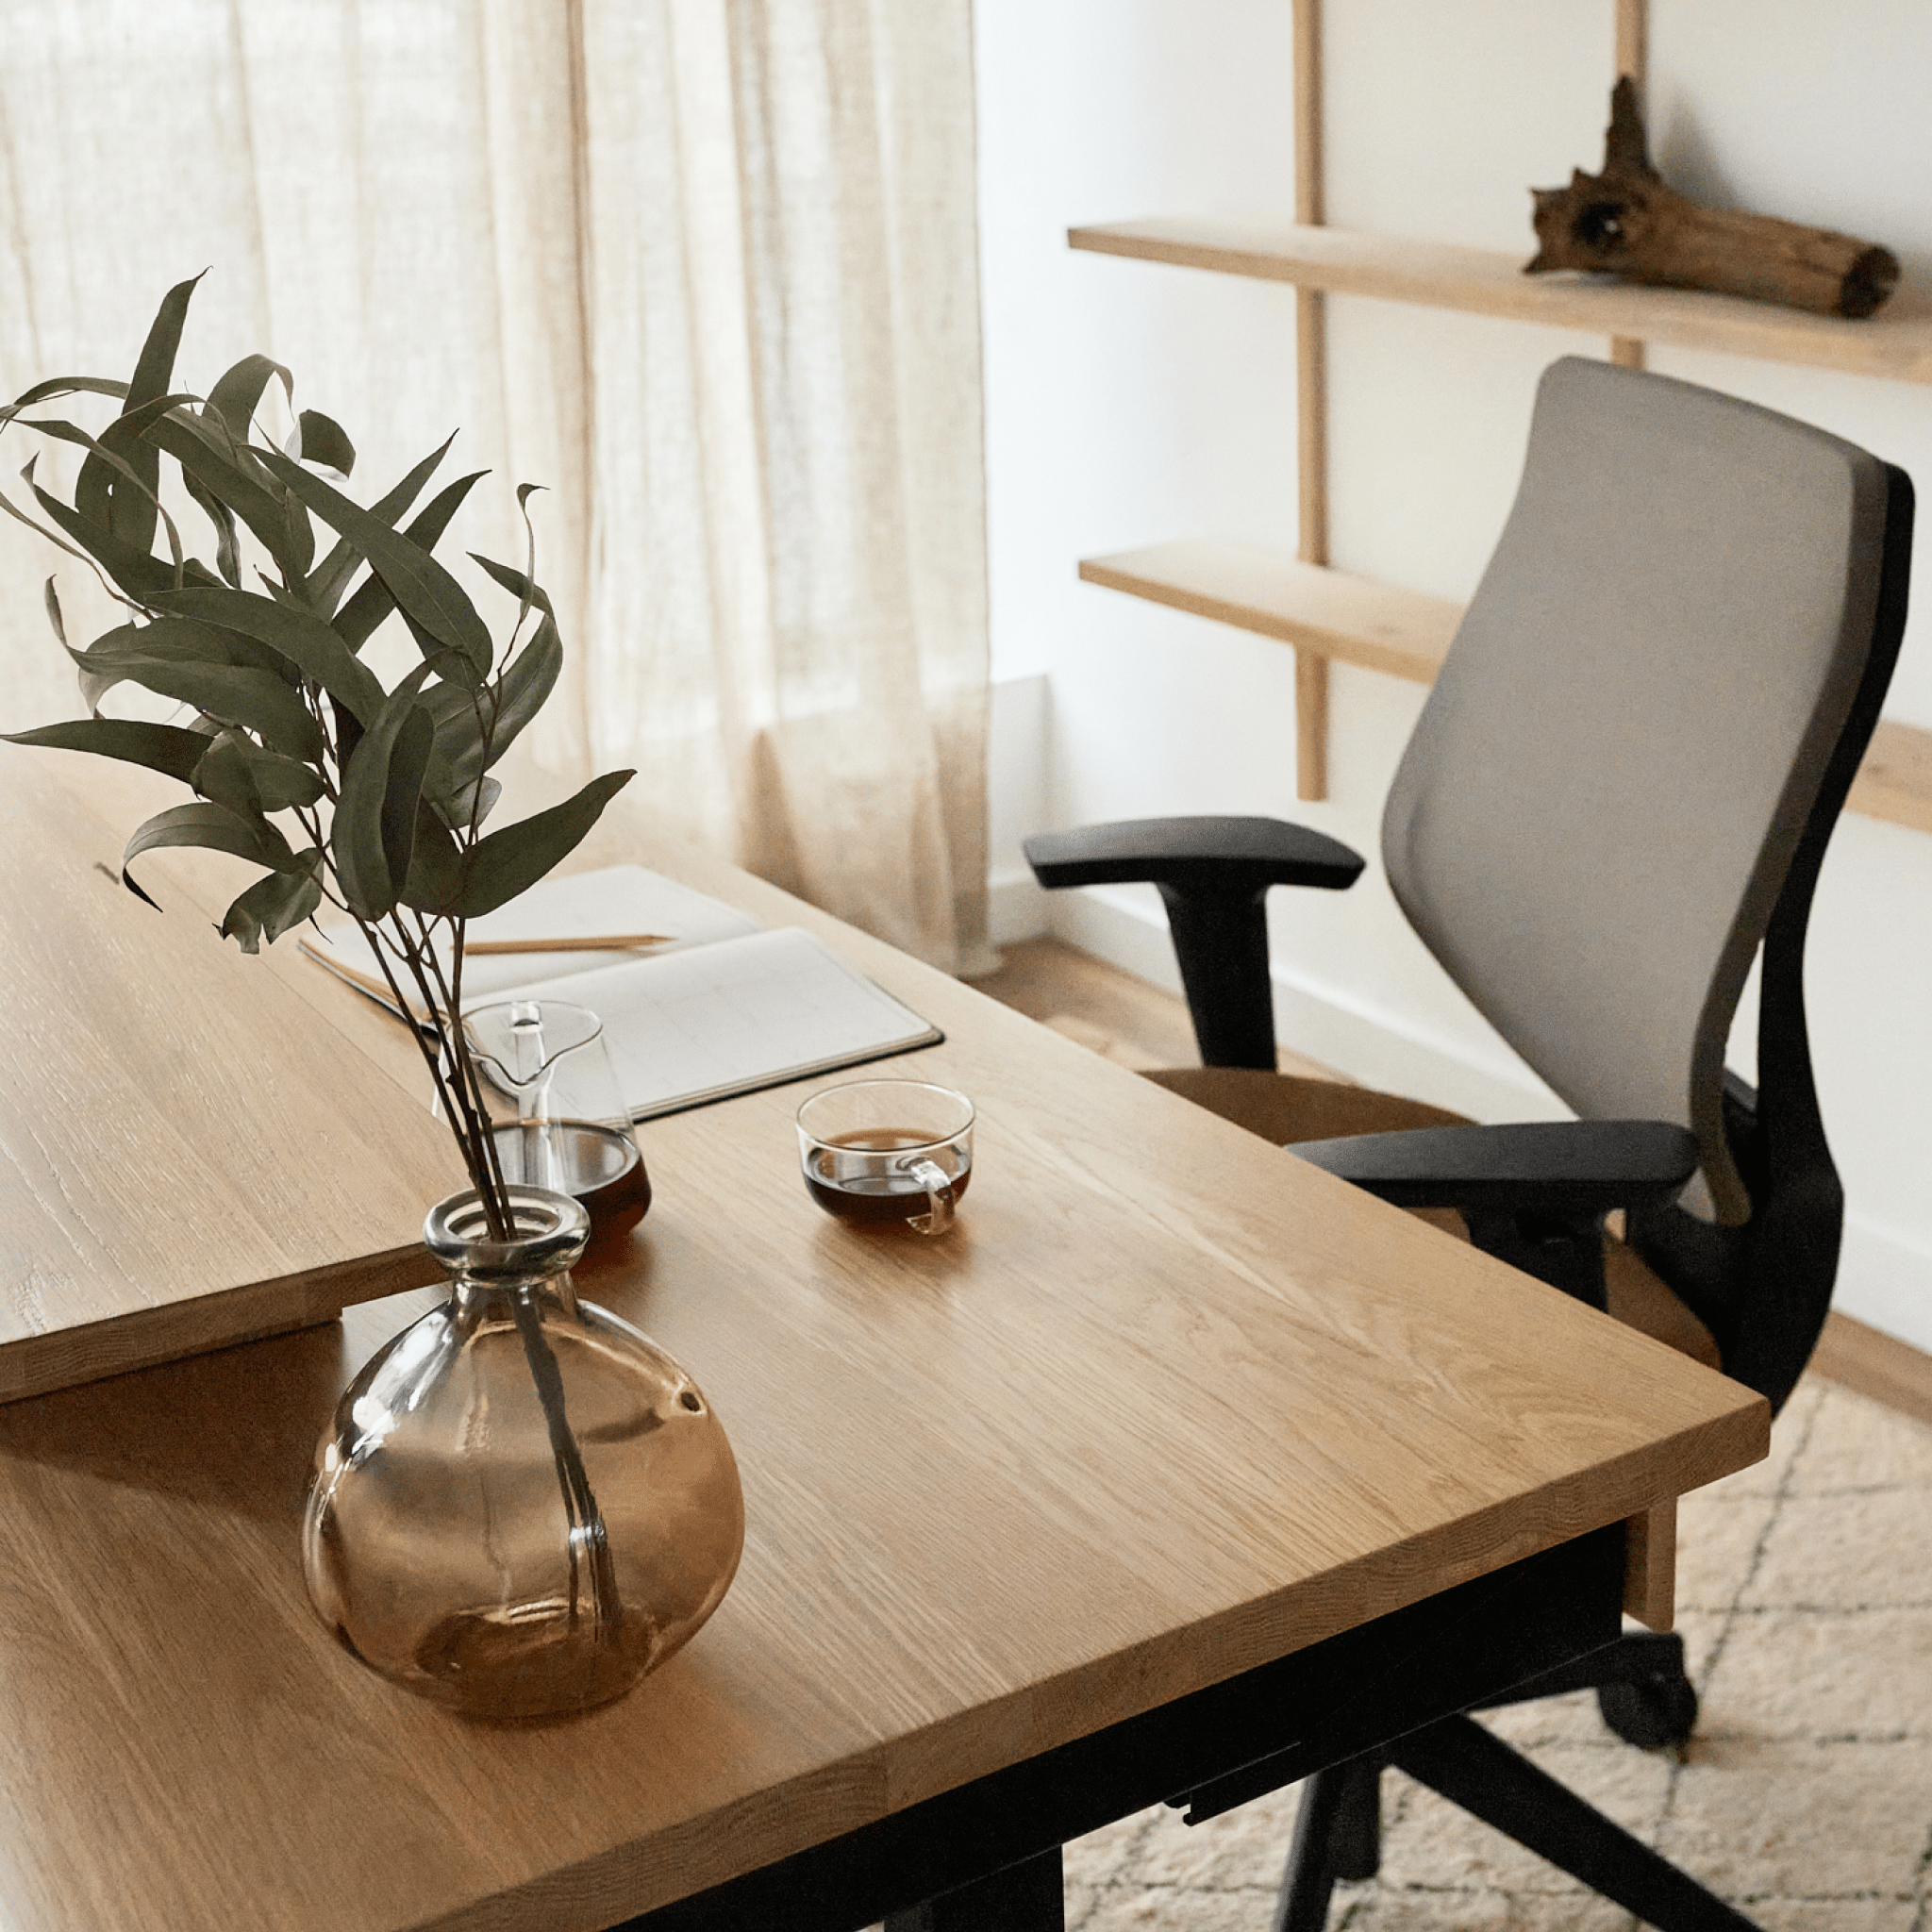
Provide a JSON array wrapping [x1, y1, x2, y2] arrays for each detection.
[[0, 766, 1765, 1932], [0, 757, 462, 1399]]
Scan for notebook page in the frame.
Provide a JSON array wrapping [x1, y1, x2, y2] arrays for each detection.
[[300, 864, 762, 1012], [491, 926, 942, 1118]]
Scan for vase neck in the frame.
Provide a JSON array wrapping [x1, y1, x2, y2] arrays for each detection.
[[425, 1186, 591, 1285], [451, 1271, 581, 1322]]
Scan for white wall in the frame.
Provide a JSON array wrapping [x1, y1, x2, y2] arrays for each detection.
[[975, 0, 1932, 1351]]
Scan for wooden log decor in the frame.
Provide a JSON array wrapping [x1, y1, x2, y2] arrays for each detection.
[[1528, 79, 1899, 320]]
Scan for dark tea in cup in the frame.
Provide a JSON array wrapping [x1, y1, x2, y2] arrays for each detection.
[[796, 1083, 974, 1235]]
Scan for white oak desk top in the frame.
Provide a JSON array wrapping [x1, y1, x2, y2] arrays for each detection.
[[0, 764, 1766, 1932], [0, 756, 463, 1400]]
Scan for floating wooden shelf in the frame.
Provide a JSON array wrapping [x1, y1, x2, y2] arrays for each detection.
[[1080, 544, 1457, 683], [1081, 543, 1932, 836], [1069, 219, 1932, 387], [1849, 719, 1932, 834]]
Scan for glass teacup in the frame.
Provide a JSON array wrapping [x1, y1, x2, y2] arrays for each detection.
[[795, 1079, 974, 1236]]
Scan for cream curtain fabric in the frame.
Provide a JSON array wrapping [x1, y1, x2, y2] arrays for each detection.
[[0, 0, 991, 972]]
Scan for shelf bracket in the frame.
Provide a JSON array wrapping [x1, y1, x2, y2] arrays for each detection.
[[1293, 0, 1330, 802], [1609, 0, 1649, 373]]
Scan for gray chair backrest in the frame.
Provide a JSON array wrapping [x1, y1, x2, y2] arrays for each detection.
[[1381, 358, 1891, 1223]]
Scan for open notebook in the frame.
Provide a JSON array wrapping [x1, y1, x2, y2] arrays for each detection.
[[299, 865, 941, 1119]]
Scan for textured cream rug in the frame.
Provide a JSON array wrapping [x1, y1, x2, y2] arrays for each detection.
[[1052, 1374, 1932, 1931]]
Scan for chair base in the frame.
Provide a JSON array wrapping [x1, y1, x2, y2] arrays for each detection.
[[1274, 1710, 1757, 1932], [1480, 1627, 1700, 1749]]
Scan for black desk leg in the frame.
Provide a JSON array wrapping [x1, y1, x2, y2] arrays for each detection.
[[883, 1847, 1065, 1932], [1273, 1756, 1383, 1932]]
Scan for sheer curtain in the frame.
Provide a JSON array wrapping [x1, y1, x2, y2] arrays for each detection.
[[0, 0, 991, 972]]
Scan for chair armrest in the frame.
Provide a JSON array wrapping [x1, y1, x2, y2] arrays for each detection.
[[1021, 818, 1365, 1071], [1291, 1120, 1699, 1218], [1022, 816, 1364, 894]]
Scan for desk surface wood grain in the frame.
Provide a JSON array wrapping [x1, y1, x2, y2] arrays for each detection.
[[0, 758, 1767, 1932], [0, 757, 463, 1399]]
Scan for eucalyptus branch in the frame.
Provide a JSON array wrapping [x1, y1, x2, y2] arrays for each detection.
[[353, 918, 501, 1213], [410, 908, 512, 1214], [2, 275, 634, 1245], [370, 919, 515, 1240]]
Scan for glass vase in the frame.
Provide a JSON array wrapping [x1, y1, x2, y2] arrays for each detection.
[[302, 1186, 743, 1719]]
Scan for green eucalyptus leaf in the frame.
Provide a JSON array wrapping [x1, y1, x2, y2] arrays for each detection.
[[331, 466, 485, 652], [382, 706, 433, 894], [79, 617, 227, 660], [448, 772, 502, 830], [122, 800, 296, 907], [29, 482, 214, 602], [291, 410, 355, 476], [191, 728, 263, 817], [42, 578, 66, 646], [257, 449, 491, 672], [84, 653, 323, 762], [0, 716, 209, 784], [76, 614, 286, 686], [420, 675, 476, 729], [431, 707, 485, 801], [418, 679, 482, 808], [181, 468, 242, 586], [277, 477, 315, 581], [331, 695, 364, 773], [426, 609, 561, 805], [334, 666, 434, 921], [302, 541, 358, 623], [143, 411, 311, 585], [151, 585, 385, 726], [9, 375, 130, 409], [26, 407, 192, 578], [193, 727, 325, 814], [220, 849, 324, 953], [242, 743, 324, 811], [400, 799, 462, 913], [469, 551, 554, 616], [0, 472, 102, 583], [454, 769, 635, 918], [207, 355, 292, 446], [304, 434, 455, 618], [126, 275, 204, 409], [75, 273, 201, 547], [484, 610, 561, 770]]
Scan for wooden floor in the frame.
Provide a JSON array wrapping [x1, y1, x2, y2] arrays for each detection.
[[967, 937, 1932, 1428]]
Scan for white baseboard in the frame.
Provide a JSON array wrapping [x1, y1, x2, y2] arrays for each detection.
[[1033, 883, 1932, 1358], [1836, 1215, 1932, 1355]]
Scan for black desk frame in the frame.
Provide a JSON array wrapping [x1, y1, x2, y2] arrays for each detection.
[[616, 1525, 1752, 1932]]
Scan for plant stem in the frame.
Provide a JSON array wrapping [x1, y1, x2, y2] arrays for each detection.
[[356, 918, 510, 1238], [510, 1290, 623, 1645], [414, 911, 512, 1217]]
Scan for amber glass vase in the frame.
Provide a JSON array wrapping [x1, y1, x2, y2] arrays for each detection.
[[302, 1187, 743, 1718]]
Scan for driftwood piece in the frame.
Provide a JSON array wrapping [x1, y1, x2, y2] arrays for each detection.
[[1528, 80, 1899, 320]]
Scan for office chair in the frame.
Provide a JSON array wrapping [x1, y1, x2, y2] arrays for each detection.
[[1025, 357, 1913, 1932]]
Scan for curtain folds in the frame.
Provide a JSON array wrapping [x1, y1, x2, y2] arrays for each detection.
[[0, 0, 991, 972]]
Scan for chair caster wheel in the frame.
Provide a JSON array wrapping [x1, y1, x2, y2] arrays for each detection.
[[1598, 1670, 1699, 1748]]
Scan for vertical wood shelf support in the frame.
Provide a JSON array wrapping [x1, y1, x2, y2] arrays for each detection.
[[1292, 0, 1331, 800], [1607, 0, 1649, 372]]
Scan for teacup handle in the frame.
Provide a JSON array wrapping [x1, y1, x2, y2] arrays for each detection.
[[900, 1157, 955, 1236]]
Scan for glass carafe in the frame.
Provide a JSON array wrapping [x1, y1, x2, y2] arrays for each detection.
[[302, 1187, 742, 1718]]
